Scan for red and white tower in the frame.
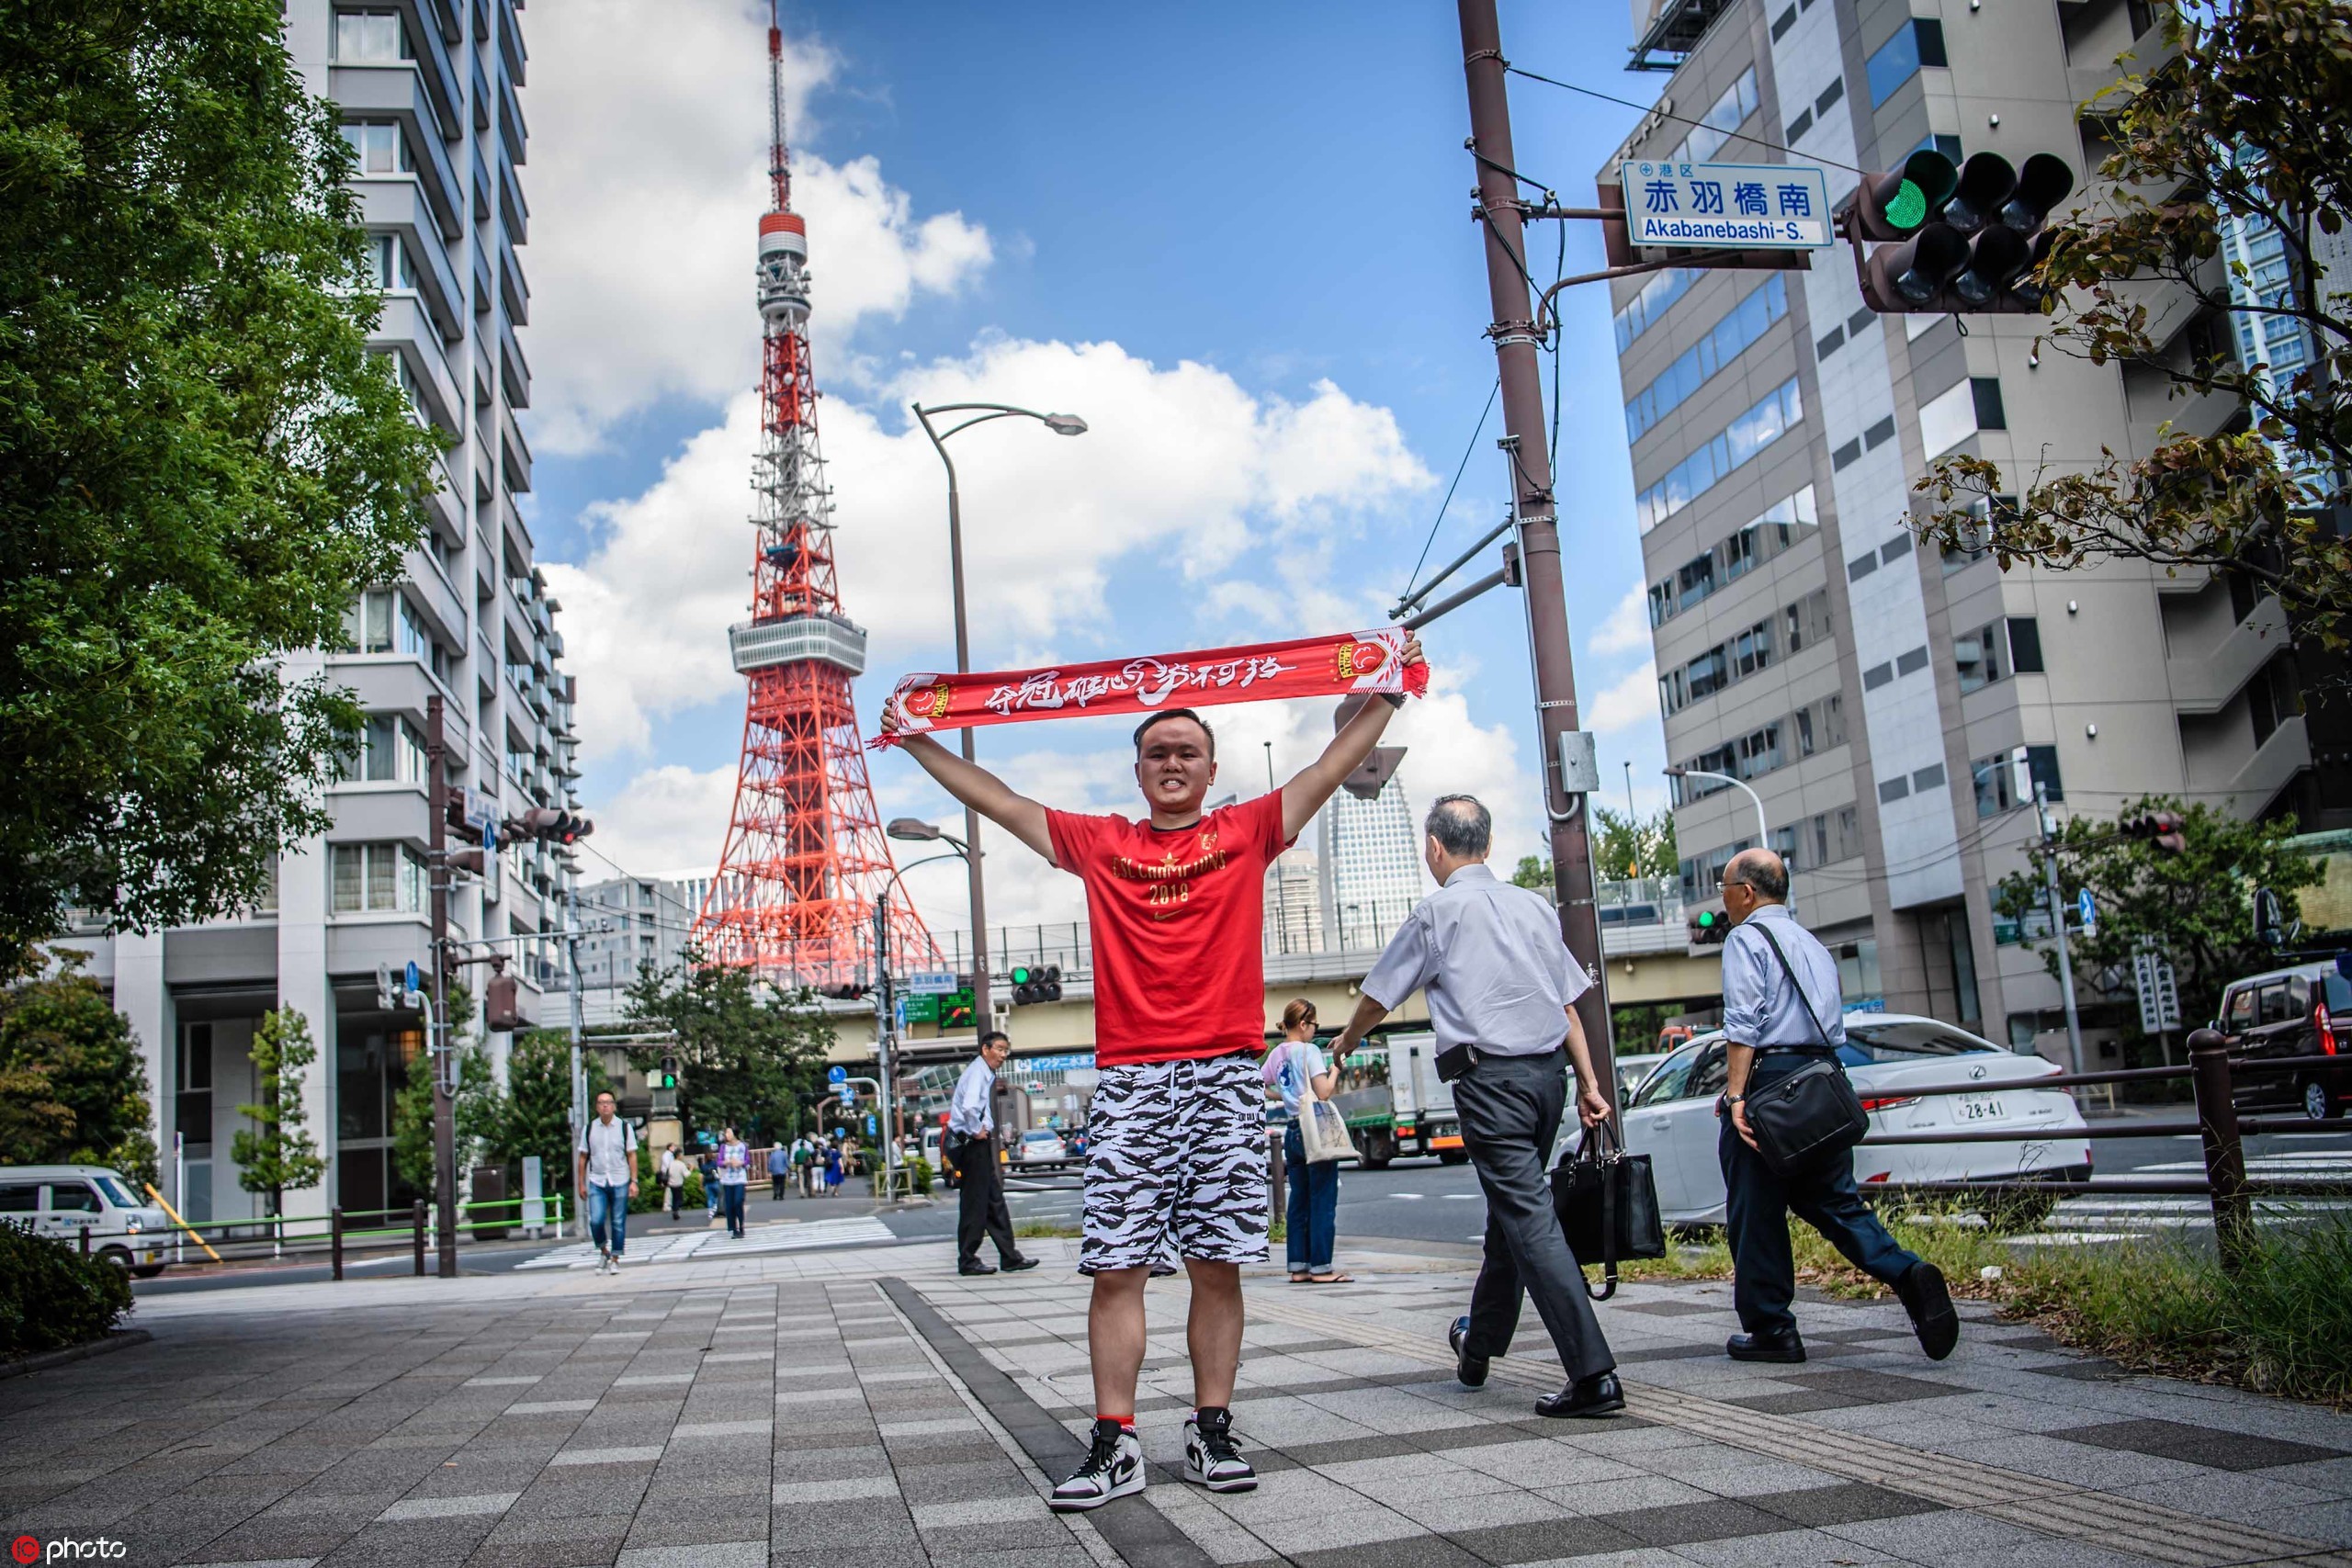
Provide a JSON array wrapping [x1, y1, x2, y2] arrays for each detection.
[[695, 6, 933, 986]]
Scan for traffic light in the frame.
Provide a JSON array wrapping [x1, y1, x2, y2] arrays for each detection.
[[505, 807, 595, 845], [485, 969, 522, 1032], [817, 981, 868, 1000], [2118, 809, 2188, 855], [1688, 906, 1729, 947], [1010, 964, 1063, 1004], [656, 1055, 678, 1090], [1852, 149, 2073, 313]]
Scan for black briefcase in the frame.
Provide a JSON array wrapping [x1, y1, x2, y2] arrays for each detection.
[[1552, 1120, 1667, 1302]]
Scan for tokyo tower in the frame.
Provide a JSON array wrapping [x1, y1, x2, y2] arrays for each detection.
[[695, 5, 933, 987]]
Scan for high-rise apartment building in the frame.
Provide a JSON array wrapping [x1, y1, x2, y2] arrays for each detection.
[[566, 872, 709, 1023], [1317, 780, 1426, 952], [65, 0, 570, 1224], [1613, 0, 2331, 1048], [1262, 847, 1326, 956]]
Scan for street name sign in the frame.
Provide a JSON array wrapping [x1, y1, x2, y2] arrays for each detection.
[[904, 971, 956, 996], [1619, 160, 1834, 250]]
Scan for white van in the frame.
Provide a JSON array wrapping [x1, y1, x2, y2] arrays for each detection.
[[0, 1166, 172, 1276]]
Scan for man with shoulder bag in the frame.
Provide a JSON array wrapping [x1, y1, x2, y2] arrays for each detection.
[[1330, 795, 1623, 1418], [1715, 849, 1958, 1364]]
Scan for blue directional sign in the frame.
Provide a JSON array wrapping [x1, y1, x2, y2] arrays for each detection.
[[403, 960, 423, 996], [2077, 889, 2098, 933], [827, 1065, 847, 1085], [1619, 160, 1834, 250], [865, 1114, 876, 1136]]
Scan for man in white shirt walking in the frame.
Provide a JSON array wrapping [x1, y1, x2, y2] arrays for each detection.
[[575, 1089, 639, 1276], [950, 1032, 1035, 1277], [1331, 795, 1623, 1418]]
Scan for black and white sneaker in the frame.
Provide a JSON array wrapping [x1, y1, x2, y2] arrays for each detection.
[[1182, 1406, 1257, 1493], [1049, 1418, 1144, 1512]]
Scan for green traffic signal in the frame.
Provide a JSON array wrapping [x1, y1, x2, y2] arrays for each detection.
[[1883, 180, 1926, 231], [1010, 965, 1033, 985], [1695, 910, 1716, 929]]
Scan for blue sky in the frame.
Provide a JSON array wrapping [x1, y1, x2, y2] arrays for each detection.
[[520, 1, 1672, 930]]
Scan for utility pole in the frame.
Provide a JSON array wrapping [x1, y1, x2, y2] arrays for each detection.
[[873, 895, 899, 1194], [1457, 0, 1614, 1096], [2036, 781, 2086, 1075], [425, 695, 458, 1278], [565, 886, 586, 1171]]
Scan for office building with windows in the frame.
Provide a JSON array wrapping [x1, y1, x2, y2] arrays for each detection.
[[1317, 779, 1426, 953], [1262, 847, 1326, 956], [62, 0, 573, 1225], [562, 873, 711, 1023], [1613, 0, 2327, 1050]]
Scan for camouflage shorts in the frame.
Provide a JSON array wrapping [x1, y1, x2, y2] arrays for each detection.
[[1081, 1053, 1270, 1276]]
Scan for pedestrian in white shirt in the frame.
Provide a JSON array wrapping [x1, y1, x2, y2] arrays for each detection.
[[574, 1090, 639, 1276]]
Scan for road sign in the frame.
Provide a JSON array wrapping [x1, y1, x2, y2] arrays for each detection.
[[403, 959, 423, 998], [2132, 950, 2181, 1034], [893, 997, 909, 1033], [827, 1065, 847, 1085], [904, 971, 956, 997], [1620, 160, 1833, 251], [865, 1114, 876, 1136], [902, 993, 941, 1025], [2076, 889, 2098, 935]]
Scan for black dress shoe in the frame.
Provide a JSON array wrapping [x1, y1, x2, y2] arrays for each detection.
[[1536, 1371, 1624, 1419], [1725, 1329, 1806, 1363], [1449, 1316, 1488, 1389], [1894, 1261, 1959, 1360], [1001, 1255, 1041, 1272], [957, 1260, 998, 1276]]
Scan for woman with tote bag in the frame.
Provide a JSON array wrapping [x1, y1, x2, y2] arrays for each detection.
[[1264, 999, 1351, 1284]]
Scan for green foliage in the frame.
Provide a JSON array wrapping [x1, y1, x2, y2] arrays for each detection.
[[1912, 0, 2352, 654], [0, 1, 447, 948], [494, 1030, 612, 1197], [1593, 807, 1678, 882], [1510, 855, 1551, 890], [391, 1041, 508, 1199], [623, 948, 833, 1145], [0, 950, 159, 1187], [232, 1007, 326, 1215], [907, 1155, 933, 1197], [0, 1223, 132, 1358], [630, 1165, 699, 1214], [1990, 796, 2321, 1033]]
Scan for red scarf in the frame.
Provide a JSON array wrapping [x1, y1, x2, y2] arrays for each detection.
[[872, 626, 1426, 748]]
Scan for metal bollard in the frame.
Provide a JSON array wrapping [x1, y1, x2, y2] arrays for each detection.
[[1268, 1129, 1287, 1231], [2187, 1028, 2253, 1271], [331, 1207, 345, 1281], [413, 1199, 428, 1277], [79, 1224, 90, 1257]]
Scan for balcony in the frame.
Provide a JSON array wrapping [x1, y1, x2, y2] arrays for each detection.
[[418, 452, 462, 545], [355, 181, 462, 340], [499, 402, 532, 494], [402, 550, 467, 651], [330, 67, 461, 238], [471, 50, 491, 135], [369, 298, 460, 436], [387, 0, 462, 141], [497, 0, 526, 86], [497, 62, 526, 166], [499, 317, 530, 410], [498, 231, 529, 326], [498, 152, 528, 243], [501, 487, 533, 563], [2167, 595, 2291, 715], [472, 239, 492, 317]]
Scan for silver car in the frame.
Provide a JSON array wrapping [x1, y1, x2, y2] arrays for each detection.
[[1620, 1014, 2091, 1226]]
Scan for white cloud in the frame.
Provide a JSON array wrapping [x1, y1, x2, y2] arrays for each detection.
[[1589, 581, 1650, 656], [581, 762, 738, 883], [523, 1, 992, 452], [1586, 660, 1662, 739], [547, 336, 1431, 762]]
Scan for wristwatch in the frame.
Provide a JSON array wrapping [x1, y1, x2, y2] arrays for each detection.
[[1378, 691, 1407, 709]]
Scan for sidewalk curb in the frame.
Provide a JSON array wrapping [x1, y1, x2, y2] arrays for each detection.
[[881, 1278, 1215, 1568], [0, 1327, 153, 1382]]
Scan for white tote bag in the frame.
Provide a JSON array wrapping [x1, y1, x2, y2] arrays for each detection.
[[1289, 1043, 1358, 1164]]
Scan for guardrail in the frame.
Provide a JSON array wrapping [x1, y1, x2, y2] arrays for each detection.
[[102, 1195, 569, 1281], [1857, 1032, 2349, 1269]]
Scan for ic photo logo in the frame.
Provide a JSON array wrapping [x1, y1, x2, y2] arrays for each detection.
[[13, 1539, 128, 1562]]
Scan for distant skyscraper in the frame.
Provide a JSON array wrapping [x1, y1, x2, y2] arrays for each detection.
[[1319, 779, 1423, 951], [1262, 845, 1324, 955]]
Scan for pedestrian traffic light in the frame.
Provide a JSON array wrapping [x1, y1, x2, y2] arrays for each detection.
[[1688, 906, 1729, 947], [656, 1055, 678, 1090], [2118, 809, 2188, 855], [1851, 149, 2073, 313], [1010, 964, 1063, 1004]]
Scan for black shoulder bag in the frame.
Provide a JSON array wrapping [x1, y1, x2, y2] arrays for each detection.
[[1741, 923, 1870, 1176], [1551, 1116, 1667, 1301]]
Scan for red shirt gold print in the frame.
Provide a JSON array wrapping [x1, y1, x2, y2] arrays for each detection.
[[1046, 793, 1287, 1067]]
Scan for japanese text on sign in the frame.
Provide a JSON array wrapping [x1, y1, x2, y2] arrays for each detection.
[[1619, 161, 1834, 251]]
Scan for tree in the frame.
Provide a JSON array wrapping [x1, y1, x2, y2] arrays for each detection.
[[495, 1030, 613, 1199], [390, 1043, 508, 1200], [0, 2, 444, 950], [232, 1006, 326, 1217], [0, 949, 158, 1187], [1992, 796, 2322, 1037], [1912, 0, 2352, 655], [1511, 855, 1553, 890], [1593, 807, 1679, 882], [624, 950, 832, 1145]]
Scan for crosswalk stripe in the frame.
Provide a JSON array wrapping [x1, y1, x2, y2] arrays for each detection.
[[514, 1217, 899, 1270]]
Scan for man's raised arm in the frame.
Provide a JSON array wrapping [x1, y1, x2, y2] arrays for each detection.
[[878, 705, 1057, 863], [1279, 633, 1424, 840]]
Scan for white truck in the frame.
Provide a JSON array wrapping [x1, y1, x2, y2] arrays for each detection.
[[1328, 1032, 1465, 1168]]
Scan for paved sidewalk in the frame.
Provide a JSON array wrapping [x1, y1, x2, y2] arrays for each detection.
[[6, 1240, 2350, 1566]]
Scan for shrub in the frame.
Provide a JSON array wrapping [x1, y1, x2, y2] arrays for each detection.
[[630, 1169, 702, 1214], [0, 1224, 132, 1358]]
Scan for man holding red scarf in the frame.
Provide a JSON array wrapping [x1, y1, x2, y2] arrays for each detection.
[[879, 632, 1422, 1510]]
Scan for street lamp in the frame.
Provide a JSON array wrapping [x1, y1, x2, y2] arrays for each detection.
[[910, 400, 1088, 1030], [1663, 765, 1787, 911], [887, 818, 967, 857]]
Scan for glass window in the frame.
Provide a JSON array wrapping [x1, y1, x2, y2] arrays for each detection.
[[92, 1175, 137, 1207], [330, 842, 427, 914], [1624, 275, 1787, 444], [340, 120, 412, 176], [1676, 67, 1759, 163], [2021, 743, 2064, 802], [2007, 616, 2044, 673], [1630, 1042, 1706, 1107], [1970, 753, 2016, 818], [1613, 267, 1702, 353], [2223, 987, 2255, 1030], [0, 1182, 39, 1213], [335, 10, 409, 62], [1637, 379, 1804, 533], [2258, 982, 2295, 1025], [1971, 377, 2007, 431], [46, 1183, 103, 1213], [1868, 18, 1944, 107], [1957, 620, 2005, 694]]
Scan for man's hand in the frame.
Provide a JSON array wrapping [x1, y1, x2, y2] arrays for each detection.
[[1729, 1098, 1758, 1150], [628, 1179, 639, 1199], [1399, 630, 1424, 670], [878, 694, 904, 737], [1577, 1085, 1611, 1128]]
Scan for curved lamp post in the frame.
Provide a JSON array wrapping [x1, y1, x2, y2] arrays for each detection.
[[1663, 765, 1789, 913], [909, 402, 1086, 1030]]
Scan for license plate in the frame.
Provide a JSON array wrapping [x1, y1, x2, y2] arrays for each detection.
[[1955, 1095, 2006, 1122]]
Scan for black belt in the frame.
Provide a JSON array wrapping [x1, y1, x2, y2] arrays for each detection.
[[1435, 1043, 1562, 1082]]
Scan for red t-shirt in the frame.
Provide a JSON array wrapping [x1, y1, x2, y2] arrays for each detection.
[[1046, 793, 1287, 1067]]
